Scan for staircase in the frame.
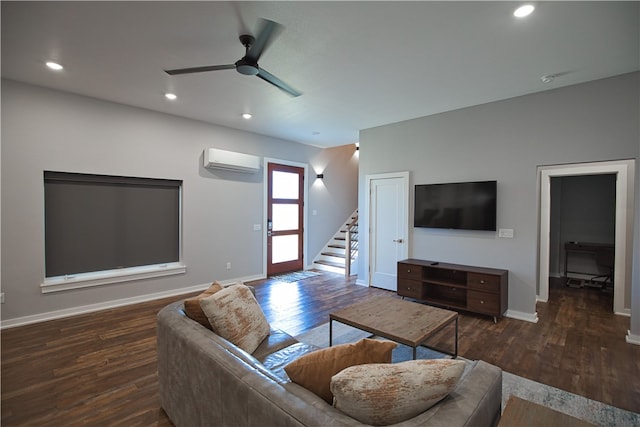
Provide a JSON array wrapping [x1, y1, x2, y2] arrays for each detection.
[[313, 210, 358, 276]]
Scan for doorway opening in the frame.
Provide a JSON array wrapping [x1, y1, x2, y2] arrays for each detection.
[[538, 160, 632, 315], [549, 174, 616, 308]]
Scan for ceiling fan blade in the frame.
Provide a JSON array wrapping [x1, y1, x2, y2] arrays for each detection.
[[246, 19, 283, 62], [256, 68, 302, 97], [165, 64, 235, 76]]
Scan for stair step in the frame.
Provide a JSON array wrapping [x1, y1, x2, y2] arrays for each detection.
[[334, 236, 345, 241], [315, 259, 345, 269], [329, 243, 346, 249], [322, 251, 346, 259]]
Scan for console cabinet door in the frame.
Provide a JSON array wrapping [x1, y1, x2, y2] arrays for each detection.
[[467, 273, 501, 293], [398, 278, 423, 299], [467, 290, 500, 315]]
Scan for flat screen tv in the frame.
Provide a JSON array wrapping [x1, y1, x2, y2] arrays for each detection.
[[414, 180, 497, 231]]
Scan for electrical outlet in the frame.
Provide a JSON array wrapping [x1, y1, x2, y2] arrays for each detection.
[[226, 262, 232, 270]]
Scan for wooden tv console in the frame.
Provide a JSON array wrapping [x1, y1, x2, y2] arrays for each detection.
[[397, 259, 508, 321]]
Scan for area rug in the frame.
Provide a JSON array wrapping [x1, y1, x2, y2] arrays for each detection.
[[269, 270, 322, 283], [294, 322, 640, 427]]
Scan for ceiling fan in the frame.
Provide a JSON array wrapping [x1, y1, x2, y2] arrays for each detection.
[[165, 19, 301, 97]]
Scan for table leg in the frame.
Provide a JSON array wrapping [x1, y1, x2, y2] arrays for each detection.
[[329, 319, 333, 347], [454, 316, 458, 358], [412, 346, 417, 360]]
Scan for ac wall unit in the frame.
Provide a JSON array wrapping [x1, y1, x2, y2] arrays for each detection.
[[203, 148, 261, 173]]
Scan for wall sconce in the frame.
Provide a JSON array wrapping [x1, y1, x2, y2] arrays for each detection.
[[316, 173, 324, 179]]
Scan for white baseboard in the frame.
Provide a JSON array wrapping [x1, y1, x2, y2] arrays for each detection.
[[626, 330, 640, 345], [0, 274, 265, 330], [505, 309, 539, 323], [355, 279, 368, 287]]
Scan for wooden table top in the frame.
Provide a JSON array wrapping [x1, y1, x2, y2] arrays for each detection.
[[329, 296, 457, 348], [498, 396, 596, 427]]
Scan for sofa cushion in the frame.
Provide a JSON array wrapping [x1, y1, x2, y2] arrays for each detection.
[[331, 359, 466, 426], [261, 342, 320, 382], [200, 284, 270, 354], [284, 338, 397, 404], [183, 281, 223, 329], [252, 328, 299, 362]]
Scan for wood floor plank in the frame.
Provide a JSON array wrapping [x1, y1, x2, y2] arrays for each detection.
[[1, 273, 638, 426]]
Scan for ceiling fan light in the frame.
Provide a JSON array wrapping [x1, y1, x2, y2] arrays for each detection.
[[236, 63, 259, 76]]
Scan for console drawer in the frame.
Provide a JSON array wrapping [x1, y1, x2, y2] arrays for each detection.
[[467, 273, 501, 293], [467, 290, 500, 315], [398, 278, 423, 299], [398, 263, 422, 280]]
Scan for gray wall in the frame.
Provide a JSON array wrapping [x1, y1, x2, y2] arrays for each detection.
[[0, 79, 358, 324], [358, 72, 639, 319], [308, 144, 360, 246]]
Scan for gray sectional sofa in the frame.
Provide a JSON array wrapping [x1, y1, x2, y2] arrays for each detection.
[[157, 299, 503, 427]]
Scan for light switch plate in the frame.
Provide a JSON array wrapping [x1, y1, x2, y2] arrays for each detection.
[[499, 228, 514, 238]]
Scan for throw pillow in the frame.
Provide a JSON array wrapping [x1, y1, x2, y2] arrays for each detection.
[[183, 281, 223, 329], [199, 284, 270, 354], [330, 359, 466, 426], [284, 338, 397, 404]]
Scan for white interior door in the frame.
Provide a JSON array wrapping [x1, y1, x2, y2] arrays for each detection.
[[370, 174, 409, 291]]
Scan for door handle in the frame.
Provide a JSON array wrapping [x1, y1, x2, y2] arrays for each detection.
[[393, 239, 404, 243]]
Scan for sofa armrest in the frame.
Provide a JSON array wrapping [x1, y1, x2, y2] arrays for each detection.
[[391, 360, 502, 427]]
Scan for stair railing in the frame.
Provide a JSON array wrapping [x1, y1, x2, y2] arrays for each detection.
[[345, 214, 358, 277]]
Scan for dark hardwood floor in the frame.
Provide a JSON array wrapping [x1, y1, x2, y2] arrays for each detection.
[[2, 272, 638, 426]]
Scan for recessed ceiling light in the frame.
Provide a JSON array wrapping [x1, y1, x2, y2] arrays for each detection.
[[164, 93, 177, 100], [46, 61, 63, 71], [242, 113, 252, 119], [514, 4, 535, 18]]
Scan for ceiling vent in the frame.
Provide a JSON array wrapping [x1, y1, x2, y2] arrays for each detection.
[[203, 148, 261, 173]]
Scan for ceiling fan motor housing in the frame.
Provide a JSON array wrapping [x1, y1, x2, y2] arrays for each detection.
[[236, 34, 259, 75], [235, 58, 259, 75]]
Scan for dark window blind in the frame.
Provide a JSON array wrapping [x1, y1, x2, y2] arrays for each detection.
[[44, 171, 182, 278]]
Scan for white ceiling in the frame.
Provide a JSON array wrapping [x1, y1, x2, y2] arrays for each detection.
[[2, 1, 638, 148]]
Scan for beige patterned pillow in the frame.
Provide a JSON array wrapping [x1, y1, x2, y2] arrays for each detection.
[[331, 359, 466, 425], [183, 281, 223, 329], [199, 284, 270, 354]]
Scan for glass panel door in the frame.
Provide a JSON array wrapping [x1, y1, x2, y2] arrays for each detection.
[[267, 163, 304, 275]]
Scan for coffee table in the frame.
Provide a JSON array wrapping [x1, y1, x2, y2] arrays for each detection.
[[329, 296, 458, 359]]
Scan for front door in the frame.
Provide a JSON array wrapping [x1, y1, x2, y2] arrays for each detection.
[[369, 174, 409, 291], [267, 163, 304, 276]]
